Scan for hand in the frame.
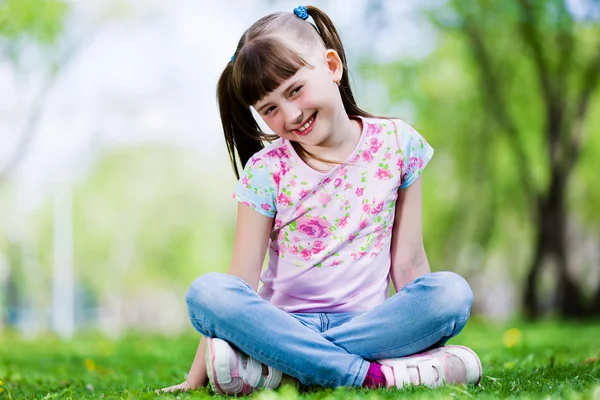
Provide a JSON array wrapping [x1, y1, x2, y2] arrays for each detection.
[[156, 380, 193, 394]]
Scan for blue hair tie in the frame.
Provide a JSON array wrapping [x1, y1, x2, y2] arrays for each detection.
[[293, 5, 308, 20], [231, 7, 306, 62]]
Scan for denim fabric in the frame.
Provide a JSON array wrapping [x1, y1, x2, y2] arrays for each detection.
[[186, 271, 473, 388]]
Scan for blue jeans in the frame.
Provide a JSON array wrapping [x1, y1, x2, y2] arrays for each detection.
[[186, 271, 473, 388]]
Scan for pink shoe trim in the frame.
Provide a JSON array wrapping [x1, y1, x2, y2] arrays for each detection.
[[380, 364, 395, 388], [208, 338, 225, 394], [240, 381, 253, 395], [442, 353, 453, 383]]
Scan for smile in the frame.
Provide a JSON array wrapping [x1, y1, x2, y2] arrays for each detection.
[[294, 113, 317, 136]]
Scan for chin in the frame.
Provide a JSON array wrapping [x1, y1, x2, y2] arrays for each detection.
[[310, 127, 332, 146]]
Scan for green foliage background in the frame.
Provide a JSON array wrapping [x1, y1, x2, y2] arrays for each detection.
[[0, 0, 599, 323]]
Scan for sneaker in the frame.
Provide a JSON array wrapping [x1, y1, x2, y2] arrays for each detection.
[[205, 337, 282, 395], [377, 345, 482, 389]]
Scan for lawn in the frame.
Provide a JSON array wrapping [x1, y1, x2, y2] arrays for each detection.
[[1, 318, 599, 399]]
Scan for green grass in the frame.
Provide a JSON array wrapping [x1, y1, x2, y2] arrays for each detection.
[[1, 318, 599, 399]]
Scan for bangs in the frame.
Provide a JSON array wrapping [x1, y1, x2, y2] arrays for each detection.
[[233, 37, 310, 106]]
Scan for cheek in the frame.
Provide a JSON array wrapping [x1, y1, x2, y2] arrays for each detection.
[[303, 85, 338, 109], [264, 114, 286, 136], [299, 91, 321, 108]]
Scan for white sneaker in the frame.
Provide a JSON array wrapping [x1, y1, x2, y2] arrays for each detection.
[[378, 345, 482, 388], [205, 337, 282, 395]]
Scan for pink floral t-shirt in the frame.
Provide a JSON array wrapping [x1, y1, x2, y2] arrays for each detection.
[[233, 117, 434, 313]]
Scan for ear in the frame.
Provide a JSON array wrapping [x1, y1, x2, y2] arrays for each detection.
[[325, 49, 343, 83]]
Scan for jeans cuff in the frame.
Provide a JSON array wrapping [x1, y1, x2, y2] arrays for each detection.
[[351, 358, 370, 387]]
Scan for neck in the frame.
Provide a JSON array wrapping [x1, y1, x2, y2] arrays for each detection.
[[303, 111, 362, 162]]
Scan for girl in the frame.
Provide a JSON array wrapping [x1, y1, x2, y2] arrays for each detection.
[[159, 5, 481, 395]]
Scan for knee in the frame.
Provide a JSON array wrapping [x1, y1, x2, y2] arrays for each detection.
[[428, 271, 473, 320], [186, 272, 245, 311]]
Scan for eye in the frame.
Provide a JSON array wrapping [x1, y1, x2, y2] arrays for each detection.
[[264, 106, 276, 116], [290, 85, 303, 96]]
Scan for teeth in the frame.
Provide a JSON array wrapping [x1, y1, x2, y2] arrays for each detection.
[[298, 115, 315, 132]]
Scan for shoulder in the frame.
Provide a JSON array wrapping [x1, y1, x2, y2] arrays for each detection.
[[361, 117, 428, 144], [247, 139, 289, 163], [239, 138, 289, 173], [234, 141, 285, 218], [364, 116, 417, 131], [358, 116, 408, 137]]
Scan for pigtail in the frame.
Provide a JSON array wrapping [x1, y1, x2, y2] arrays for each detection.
[[306, 6, 372, 118], [217, 61, 265, 179]]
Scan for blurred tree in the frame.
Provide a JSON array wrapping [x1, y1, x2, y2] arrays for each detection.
[[0, 0, 68, 186], [0, 0, 69, 331], [32, 145, 237, 327], [362, 0, 600, 318], [0, 0, 67, 52], [453, 0, 600, 318]]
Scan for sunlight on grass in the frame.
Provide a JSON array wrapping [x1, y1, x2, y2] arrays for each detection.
[[502, 328, 522, 348], [0, 319, 599, 399]]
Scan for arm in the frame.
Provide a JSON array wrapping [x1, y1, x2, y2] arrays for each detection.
[[390, 176, 431, 292], [159, 203, 273, 393], [158, 324, 210, 393], [227, 202, 274, 291], [186, 337, 208, 388]]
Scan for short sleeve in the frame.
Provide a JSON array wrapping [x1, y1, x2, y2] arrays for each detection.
[[394, 120, 435, 189], [233, 156, 277, 218]]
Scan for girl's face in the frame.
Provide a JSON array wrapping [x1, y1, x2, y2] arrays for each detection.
[[253, 48, 344, 147]]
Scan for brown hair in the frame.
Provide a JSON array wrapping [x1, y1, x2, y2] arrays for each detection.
[[217, 6, 374, 179]]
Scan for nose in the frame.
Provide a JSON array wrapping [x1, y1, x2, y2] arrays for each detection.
[[281, 101, 302, 127]]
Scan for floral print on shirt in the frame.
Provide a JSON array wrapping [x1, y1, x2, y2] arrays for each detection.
[[233, 117, 434, 270]]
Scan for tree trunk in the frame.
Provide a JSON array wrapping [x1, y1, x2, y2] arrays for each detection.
[[583, 247, 600, 317], [524, 222, 546, 318], [525, 164, 590, 319], [592, 283, 600, 316], [5, 267, 19, 326], [547, 168, 585, 317]]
